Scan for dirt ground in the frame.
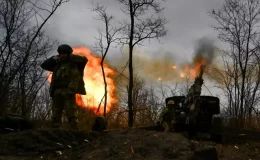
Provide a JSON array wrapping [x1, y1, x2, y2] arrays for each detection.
[[0, 128, 259, 160]]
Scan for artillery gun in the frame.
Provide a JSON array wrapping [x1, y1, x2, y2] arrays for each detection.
[[161, 65, 222, 141]]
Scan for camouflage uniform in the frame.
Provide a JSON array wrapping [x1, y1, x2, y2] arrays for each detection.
[[159, 100, 177, 132], [41, 45, 87, 130]]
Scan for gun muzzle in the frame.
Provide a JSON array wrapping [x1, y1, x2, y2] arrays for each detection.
[[198, 65, 206, 78]]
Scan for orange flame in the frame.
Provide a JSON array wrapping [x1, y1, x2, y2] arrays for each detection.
[[180, 72, 185, 78], [47, 47, 117, 115], [179, 56, 208, 78], [172, 65, 177, 69]]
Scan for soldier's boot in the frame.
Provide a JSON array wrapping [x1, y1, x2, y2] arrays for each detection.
[[68, 117, 79, 131]]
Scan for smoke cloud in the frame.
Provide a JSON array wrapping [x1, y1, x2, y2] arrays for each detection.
[[110, 49, 182, 83], [134, 53, 181, 82], [192, 37, 217, 65], [109, 37, 219, 83]]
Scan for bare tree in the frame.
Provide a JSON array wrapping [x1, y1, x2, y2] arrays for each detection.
[[209, 0, 260, 128], [92, 3, 122, 117], [117, 0, 167, 127], [30, 85, 52, 127], [0, 0, 69, 117], [115, 72, 180, 127]]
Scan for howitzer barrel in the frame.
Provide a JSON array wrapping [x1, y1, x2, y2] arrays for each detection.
[[186, 65, 206, 98], [198, 65, 206, 79]]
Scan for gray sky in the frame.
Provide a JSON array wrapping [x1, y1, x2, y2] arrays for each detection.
[[43, 0, 226, 98], [44, 0, 224, 57]]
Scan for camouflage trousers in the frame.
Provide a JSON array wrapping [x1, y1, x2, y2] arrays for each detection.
[[51, 89, 78, 130], [160, 110, 176, 132]]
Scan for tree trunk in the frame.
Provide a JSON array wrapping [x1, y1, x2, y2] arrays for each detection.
[[101, 64, 108, 117], [21, 70, 27, 118], [128, 45, 134, 127], [127, 0, 134, 127]]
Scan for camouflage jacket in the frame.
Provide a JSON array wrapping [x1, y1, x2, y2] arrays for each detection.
[[40, 54, 88, 97], [159, 104, 180, 122]]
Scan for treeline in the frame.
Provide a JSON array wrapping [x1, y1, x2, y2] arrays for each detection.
[[0, 0, 260, 130]]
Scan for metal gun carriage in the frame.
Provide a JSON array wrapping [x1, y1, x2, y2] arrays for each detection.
[[160, 65, 223, 141]]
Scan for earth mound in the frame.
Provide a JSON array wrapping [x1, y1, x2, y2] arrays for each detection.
[[0, 128, 259, 160]]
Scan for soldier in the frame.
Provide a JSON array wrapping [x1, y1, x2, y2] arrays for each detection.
[[40, 44, 88, 130], [159, 100, 177, 132]]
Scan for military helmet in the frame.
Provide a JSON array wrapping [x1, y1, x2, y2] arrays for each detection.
[[57, 44, 73, 55], [167, 100, 175, 105]]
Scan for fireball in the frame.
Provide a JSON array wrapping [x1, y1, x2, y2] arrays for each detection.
[[47, 46, 117, 115], [179, 56, 208, 78]]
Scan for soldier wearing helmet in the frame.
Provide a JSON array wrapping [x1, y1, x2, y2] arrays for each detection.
[[167, 100, 175, 109], [41, 44, 88, 130], [159, 99, 178, 132]]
